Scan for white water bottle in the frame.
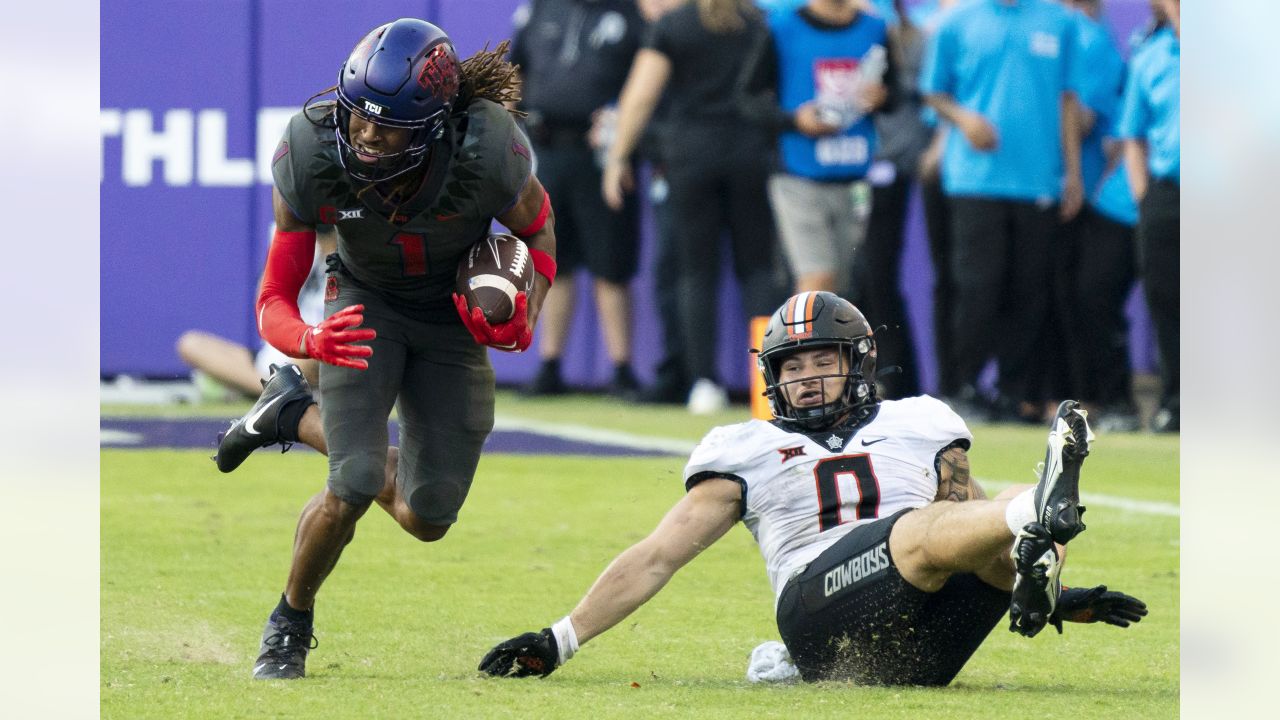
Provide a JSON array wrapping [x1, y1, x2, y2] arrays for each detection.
[[816, 45, 889, 130]]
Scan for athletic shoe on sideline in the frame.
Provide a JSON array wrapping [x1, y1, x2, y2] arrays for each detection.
[[687, 378, 728, 415]]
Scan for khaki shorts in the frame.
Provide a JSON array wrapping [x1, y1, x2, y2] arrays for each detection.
[[768, 174, 872, 295]]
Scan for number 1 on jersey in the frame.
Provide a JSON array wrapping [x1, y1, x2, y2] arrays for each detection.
[[814, 454, 881, 532], [390, 232, 428, 277]]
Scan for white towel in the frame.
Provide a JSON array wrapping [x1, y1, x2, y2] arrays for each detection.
[[746, 641, 800, 683]]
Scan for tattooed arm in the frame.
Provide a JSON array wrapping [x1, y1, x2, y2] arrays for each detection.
[[934, 444, 987, 502]]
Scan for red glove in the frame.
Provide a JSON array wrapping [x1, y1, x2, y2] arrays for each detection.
[[303, 304, 377, 369], [452, 291, 533, 353]]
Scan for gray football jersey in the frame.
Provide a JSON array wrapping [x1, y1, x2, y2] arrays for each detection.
[[272, 99, 534, 320]]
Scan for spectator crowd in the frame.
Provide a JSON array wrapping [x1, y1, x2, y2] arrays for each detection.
[[182, 0, 1180, 433]]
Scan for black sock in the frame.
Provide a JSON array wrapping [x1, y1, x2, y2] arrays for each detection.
[[613, 362, 635, 381], [541, 358, 561, 376], [276, 399, 315, 443], [274, 594, 313, 624]]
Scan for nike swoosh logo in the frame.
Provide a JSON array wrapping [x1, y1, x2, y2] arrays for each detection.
[[253, 663, 267, 675], [861, 437, 888, 446], [244, 395, 285, 436]]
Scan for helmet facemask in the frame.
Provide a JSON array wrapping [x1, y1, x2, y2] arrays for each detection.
[[333, 95, 447, 185], [762, 337, 877, 431]]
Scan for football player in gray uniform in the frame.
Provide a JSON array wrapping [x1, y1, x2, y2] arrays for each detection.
[[239, 19, 559, 680], [480, 292, 1146, 685]]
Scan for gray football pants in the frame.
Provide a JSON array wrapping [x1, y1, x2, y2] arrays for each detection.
[[319, 278, 495, 526]]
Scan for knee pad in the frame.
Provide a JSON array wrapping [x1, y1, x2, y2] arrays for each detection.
[[406, 481, 465, 528], [327, 452, 385, 506], [403, 521, 450, 543]]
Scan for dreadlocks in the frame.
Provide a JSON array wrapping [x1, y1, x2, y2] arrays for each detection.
[[457, 40, 526, 117]]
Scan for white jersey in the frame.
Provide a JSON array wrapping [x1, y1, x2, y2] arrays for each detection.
[[683, 396, 971, 602]]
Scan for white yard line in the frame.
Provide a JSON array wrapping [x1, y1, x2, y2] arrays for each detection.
[[493, 414, 1180, 518], [1075, 492, 1180, 518], [978, 478, 1181, 518], [101, 429, 143, 445], [493, 415, 697, 455]]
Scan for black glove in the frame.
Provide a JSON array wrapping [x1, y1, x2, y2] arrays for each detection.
[[1050, 585, 1149, 634], [478, 628, 560, 678]]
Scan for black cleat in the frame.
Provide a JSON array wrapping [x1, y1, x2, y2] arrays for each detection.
[[1032, 400, 1095, 544], [1008, 522, 1063, 638], [524, 360, 567, 396], [213, 363, 313, 473], [606, 364, 641, 401], [252, 611, 317, 680]]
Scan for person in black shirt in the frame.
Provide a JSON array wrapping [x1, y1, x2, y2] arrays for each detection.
[[630, 0, 689, 404], [603, 0, 788, 414], [510, 0, 645, 397]]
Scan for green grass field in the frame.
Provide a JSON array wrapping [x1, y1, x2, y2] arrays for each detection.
[[102, 393, 1178, 718]]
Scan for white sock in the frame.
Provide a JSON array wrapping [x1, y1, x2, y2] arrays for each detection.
[[1005, 489, 1036, 535], [550, 616, 580, 666]]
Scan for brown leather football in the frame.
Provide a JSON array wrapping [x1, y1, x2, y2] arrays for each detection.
[[455, 233, 535, 324]]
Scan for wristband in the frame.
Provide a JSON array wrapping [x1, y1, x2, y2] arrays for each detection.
[[550, 615, 579, 666], [529, 247, 557, 285], [512, 189, 551, 238]]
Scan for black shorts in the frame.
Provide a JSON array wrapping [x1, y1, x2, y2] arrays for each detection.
[[531, 140, 638, 284], [776, 509, 1011, 685]]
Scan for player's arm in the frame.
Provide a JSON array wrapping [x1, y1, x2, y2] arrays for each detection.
[[256, 188, 375, 369], [934, 445, 986, 503], [252, 224, 336, 298], [495, 174, 555, 332], [569, 477, 741, 643], [478, 477, 742, 678]]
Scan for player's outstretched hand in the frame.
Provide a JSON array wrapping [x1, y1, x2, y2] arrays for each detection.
[[1051, 585, 1149, 633], [453, 291, 532, 352], [478, 628, 559, 678], [303, 304, 377, 370]]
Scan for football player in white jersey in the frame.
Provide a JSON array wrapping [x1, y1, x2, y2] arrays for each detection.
[[480, 292, 1146, 685]]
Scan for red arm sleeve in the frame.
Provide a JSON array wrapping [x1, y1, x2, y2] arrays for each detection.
[[255, 229, 317, 358]]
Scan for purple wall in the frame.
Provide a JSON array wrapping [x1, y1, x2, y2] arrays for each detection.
[[101, 0, 1156, 392]]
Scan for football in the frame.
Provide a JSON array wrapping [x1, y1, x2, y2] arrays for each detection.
[[456, 233, 535, 324]]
